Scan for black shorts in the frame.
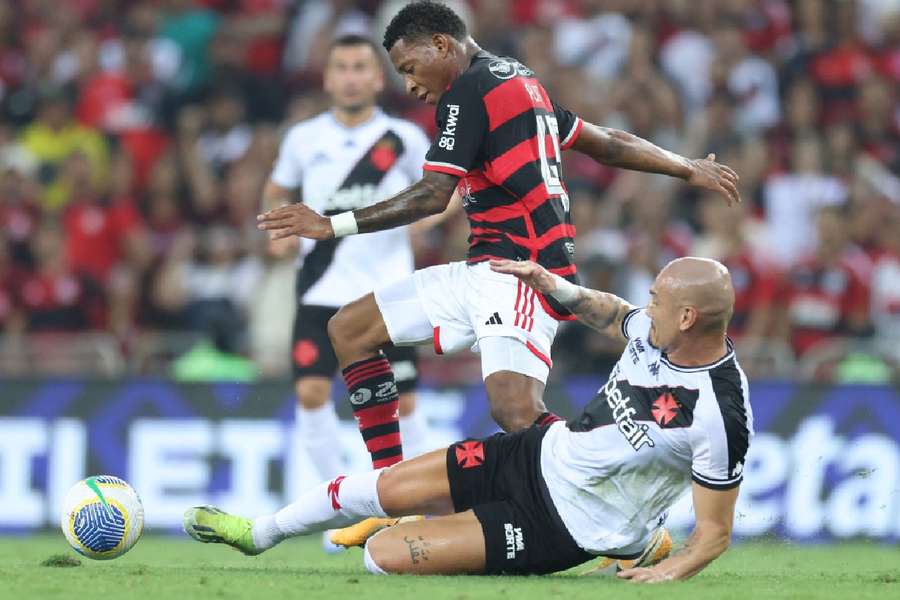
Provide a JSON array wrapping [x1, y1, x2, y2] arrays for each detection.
[[446, 426, 593, 575], [291, 304, 418, 393]]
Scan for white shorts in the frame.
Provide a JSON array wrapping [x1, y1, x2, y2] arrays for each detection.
[[373, 261, 559, 383]]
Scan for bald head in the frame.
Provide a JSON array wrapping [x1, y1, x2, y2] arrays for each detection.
[[656, 257, 735, 334]]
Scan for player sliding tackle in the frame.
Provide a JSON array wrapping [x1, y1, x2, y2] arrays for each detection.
[[257, 1, 740, 548], [185, 257, 753, 581]]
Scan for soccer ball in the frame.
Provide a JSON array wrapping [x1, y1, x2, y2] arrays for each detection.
[[60, 476, 144, 560]]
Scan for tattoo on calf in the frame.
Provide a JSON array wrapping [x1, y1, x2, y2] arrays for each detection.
[[403, 535, 431, 565]]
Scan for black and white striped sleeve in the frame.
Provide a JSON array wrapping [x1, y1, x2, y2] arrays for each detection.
[[690, 363, 752, 490]]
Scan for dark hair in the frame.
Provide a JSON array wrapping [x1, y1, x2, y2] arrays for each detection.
[[329, 34, 380, 55], [382, 1, 467, 51]]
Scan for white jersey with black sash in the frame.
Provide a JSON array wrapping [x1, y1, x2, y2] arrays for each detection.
[[540, 309, 753, 555], [271, 108, 430, 307]]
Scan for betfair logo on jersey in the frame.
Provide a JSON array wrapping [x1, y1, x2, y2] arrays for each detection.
[[504, 523, 525, 559], [600, 375, 655, 451], [438, 104, 460, 151], [571, 378, 699, 440]]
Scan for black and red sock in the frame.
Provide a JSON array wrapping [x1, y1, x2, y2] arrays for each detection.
[[342, 355, 403, 469]]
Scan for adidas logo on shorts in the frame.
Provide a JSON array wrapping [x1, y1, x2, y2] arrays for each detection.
[[484, 312, 503, 326]]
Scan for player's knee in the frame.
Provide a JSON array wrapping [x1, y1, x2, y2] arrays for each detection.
[[295, 379, 330, 409], [364, 533, 404, 574], [326, 308, 352, 350], [328, 300, 384, 354], [486, 374, 543, 432], [490, 402, 535, 432], [363, 537, 389, 575], [374, 465, 403, 515]]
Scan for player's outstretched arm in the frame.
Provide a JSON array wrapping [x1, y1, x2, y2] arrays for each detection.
[[257, 171, 458, 241], [571, 123, 741, 206], [489, 259, 634, 342], [618, 483, 738, 583]]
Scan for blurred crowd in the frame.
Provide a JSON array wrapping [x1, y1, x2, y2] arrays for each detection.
[[0, 0, 898, 381]]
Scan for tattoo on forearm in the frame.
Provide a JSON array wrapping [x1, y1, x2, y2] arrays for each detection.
[[579, 124, 691, 180], [567, 289, 629, 333], [354, 174, 455, 234], [403, 535, 431, 565]]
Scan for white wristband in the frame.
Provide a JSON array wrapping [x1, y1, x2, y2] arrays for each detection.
[[549, 273, 581, 305], [330, 211, 358, 237]]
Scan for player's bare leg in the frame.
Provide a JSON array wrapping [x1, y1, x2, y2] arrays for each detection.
[[296, 378, 332, 410], [328, 293, 391, 367], [364, 511, 486, 575], [327, 293, 405, 467], [483, 370, 547, 432]]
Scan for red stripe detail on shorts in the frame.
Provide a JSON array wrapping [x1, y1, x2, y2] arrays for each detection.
[[526, 341, 552, 369], [433, 326, 443, 355], [514, 279, 522, 327], [527, 285, 537, 332], [518, 286, 528, 331]]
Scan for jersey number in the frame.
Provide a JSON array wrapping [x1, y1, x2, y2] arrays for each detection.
[[535, 115, 569, 212]]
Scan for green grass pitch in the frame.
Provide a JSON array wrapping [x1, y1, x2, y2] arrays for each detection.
[[1, 534, 897, 599]]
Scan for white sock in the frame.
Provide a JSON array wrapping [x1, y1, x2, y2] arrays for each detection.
[[297, 403, 344, 482], [399, 411, 431, 458], [252, 469, 386, 551]]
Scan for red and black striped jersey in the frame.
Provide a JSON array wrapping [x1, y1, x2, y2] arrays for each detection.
[[423, 52, 584, 320]]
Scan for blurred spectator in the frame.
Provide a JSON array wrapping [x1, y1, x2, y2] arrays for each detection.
[[554, 0, 632, 83], [0, 144, 41, 265], [780, 205, 872, 357], [764, 134, 848, 266], [196, 87, 253, 177], [61, 151, 150, 285], [19, 219, 103, 331], [18, 88, 109, 210], [152, 225, 262, 341], [283, 0, 370, 76], [0, 233, 24, 334], [711, 21, 780, 134], [870, 203, 900, 360], [158, 0, 222, 97]]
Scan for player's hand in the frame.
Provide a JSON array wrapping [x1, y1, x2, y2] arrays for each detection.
[[489, 259, 556, 294], [257, 203, 334, 241], [617, 566, 674, 583], [687, 153, 741, 206]]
